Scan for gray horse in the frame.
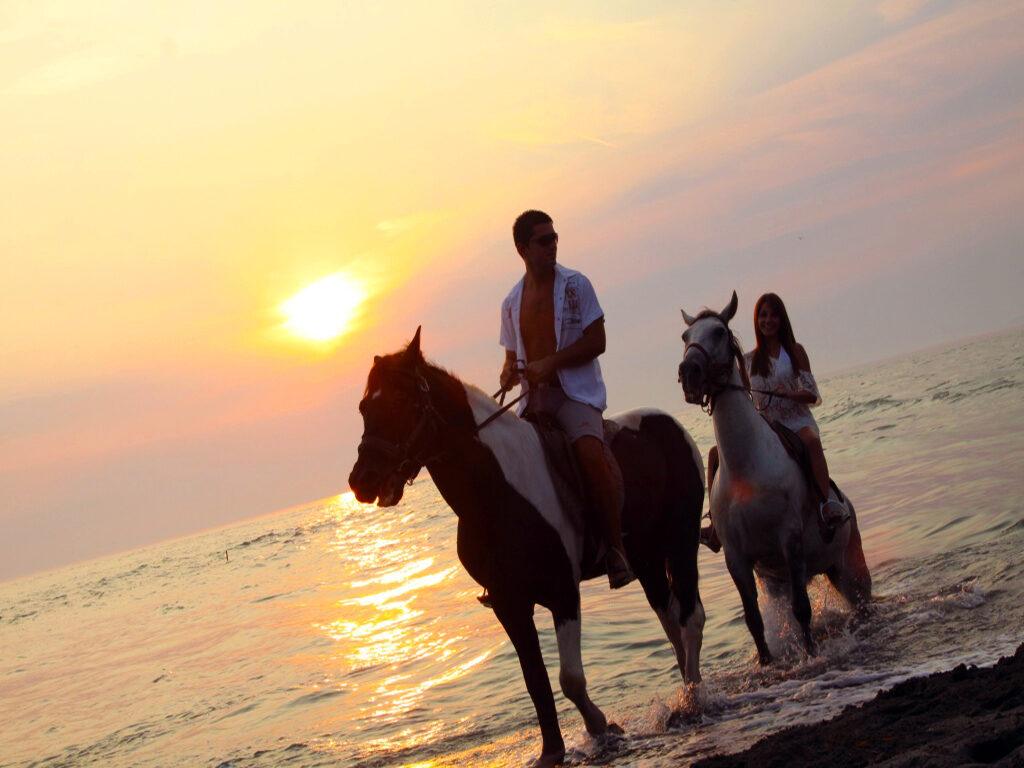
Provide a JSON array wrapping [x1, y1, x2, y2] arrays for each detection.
[[678, 293, 871, 663]]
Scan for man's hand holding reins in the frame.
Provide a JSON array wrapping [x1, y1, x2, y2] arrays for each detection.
[[523, 356, 558, 384], [500, 358, 523, 391]]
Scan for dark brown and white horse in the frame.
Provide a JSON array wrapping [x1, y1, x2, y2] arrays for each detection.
[[348, 329, 705, 768]]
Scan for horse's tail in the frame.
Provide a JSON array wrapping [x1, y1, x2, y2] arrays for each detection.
[[621, 411, 705, 681], [840, 497, 873, 607], [662, 416, 706, 683], [619, 411, 704, 606], [664, 421, 704, 621]]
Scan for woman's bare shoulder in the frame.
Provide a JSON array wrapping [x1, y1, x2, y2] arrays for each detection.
[[792, 343, 812, 370]]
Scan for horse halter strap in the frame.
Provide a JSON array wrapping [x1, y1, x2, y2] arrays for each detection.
[[357, 369, 446, 484], [684, 337, 740, 415]]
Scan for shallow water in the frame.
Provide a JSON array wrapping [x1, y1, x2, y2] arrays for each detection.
[[2, 328, 1022, 768]]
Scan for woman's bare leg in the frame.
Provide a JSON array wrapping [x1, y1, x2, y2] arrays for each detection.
[[797, 427, 847, 527], [797, 427, 829, 499]]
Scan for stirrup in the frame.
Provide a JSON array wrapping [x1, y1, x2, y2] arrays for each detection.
[[818, 498, 850, 539], [608, 548, 636, 589], [819, 498, 850, 526], [476, 589, 493, 608], [700, 524, 722, 553]]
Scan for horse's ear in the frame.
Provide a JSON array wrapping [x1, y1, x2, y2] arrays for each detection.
[[373, 355, 383, 365], [403, 326, 423, 365], [721, 291, 738, 324], [681, 308, 697, 326]]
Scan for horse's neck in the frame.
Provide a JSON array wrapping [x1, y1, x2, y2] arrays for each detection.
[[462, 384, 533, 435], [712, 366, 773, 470], [428, 383, 539, 513]]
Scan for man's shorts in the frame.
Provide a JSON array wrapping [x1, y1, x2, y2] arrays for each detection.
[[525, 384, 604, 443]]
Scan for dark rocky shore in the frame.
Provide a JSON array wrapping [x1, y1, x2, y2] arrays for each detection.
[[693, 644, 1024, 768]]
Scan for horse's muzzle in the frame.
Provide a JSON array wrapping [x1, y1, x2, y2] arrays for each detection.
[[348, 461, 381, 504], [349, 457, 408, 507], [678, 359, 706, 404]]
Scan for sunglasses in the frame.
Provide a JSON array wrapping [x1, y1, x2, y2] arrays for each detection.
[[530, 232, 559, 246]]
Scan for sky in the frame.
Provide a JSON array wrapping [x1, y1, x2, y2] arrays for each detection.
[[2, 0, 1023, 582]]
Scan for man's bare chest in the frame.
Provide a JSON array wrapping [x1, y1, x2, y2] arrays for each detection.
[[519, 285, 555, 349], [520, 284, 554, 318]]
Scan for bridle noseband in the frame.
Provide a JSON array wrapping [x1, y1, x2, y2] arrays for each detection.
[[683, 318, 796, 416], [683, 320, 748, 415], [357, 363, 525, 488], [356, 369, 446, 487]]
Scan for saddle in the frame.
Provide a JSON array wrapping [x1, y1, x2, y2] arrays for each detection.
[[768, 420, 840, 503], [525, 413, 626, 580]]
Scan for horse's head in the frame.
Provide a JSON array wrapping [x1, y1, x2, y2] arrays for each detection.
[[678, 291, 740, 407], [348, 326, 438, 507]]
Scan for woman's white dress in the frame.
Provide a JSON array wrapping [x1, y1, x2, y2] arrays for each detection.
[[745, 346, 821, 435]]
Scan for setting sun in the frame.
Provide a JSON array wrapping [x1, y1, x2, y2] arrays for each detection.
[[280, 273, 365, 343]]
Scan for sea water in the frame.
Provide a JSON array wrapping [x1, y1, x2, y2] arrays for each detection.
[[2, 328, 1022, 768]]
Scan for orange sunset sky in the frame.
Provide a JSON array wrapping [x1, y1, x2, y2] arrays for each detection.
[[2, 0, 1023, 581]]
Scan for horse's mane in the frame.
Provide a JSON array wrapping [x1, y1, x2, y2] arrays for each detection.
[[423, 362, 530, 432], [371, 346, 523, 430], [691, 308, 723, 323], [462, 381, 525, 426]]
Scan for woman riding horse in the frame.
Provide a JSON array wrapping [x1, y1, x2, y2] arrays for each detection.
[[680, 293, 870, 663], [702, 292, 849, 552]]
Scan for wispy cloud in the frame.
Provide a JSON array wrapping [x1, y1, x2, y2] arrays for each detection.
[[875, 0, 934, 25], [376, 212, 440, 237], [3, 0, 1023, 579], [3, 50, 131, 95]]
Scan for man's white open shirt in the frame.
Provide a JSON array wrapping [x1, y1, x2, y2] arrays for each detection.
[[500, 263, 608, 414]]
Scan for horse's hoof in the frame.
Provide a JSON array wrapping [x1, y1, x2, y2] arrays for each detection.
[[530, 749, 566, 768], [607, 722, 625, 735]]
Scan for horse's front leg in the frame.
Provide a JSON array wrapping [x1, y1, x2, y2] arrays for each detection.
[[492, 599, 565, 768], [553, 604, 612, 736], [785, 534, 815, 656], [724, 549, 772, 665]]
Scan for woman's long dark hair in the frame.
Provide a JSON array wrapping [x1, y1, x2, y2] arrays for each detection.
[[749, 292, 803, 377]]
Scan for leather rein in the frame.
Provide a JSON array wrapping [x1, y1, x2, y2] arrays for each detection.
[[355, 369, 445, 487], [357, 364, 527, 487], [684, 323, 791, 415]]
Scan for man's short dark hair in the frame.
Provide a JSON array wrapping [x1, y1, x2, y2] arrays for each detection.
[[513, 210, 553, 247]]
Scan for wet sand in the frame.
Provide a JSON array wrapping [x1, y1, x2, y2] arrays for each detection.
[[693, 644, 1024, 768]]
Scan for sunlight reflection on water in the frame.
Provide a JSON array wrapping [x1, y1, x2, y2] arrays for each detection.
[[2, 330, 1021, 768], [286, 491, 507, 748]]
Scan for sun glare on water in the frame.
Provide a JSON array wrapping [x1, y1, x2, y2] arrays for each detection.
[[281, 273, 365, 343]]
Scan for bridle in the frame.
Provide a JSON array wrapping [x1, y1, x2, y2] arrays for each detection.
[[684, 339, 741, 417], [683, 318, 794, 416], [356, 368, 448, 487], [356, 362, 528, 486]]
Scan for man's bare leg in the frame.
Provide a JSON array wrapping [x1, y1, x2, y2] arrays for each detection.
[[574, 435, 635, 588]]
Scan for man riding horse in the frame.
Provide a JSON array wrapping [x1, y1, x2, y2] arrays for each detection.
[[499, 209, 635, 589]]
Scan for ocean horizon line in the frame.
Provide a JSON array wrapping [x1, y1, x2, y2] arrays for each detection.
[[5, 322, 1021, 586]]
